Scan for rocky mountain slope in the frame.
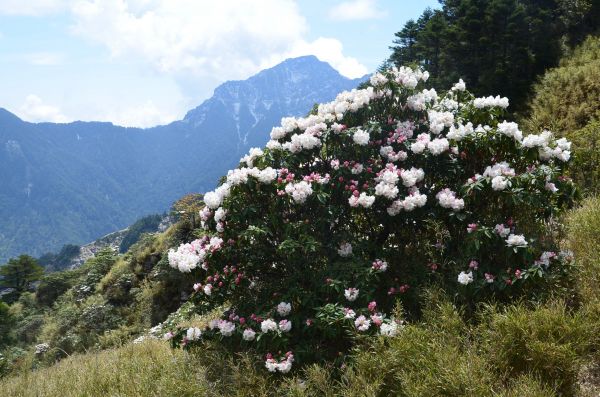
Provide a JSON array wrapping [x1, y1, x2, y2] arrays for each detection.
[[0, 56, 366, 261]]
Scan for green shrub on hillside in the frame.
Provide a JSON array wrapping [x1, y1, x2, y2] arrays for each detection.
[[38, 244, 81, 271], [565, 196, 600, 305], [526, 36, 600, 135], [0, 301, 13, 347], [119, 214, 163, 253], [35, 271, 78, 307], [568, 121, 600, 194], [167, 66, 576, 372], [525, 36, 600, 194]]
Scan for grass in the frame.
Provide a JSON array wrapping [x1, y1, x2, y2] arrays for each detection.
[[565, 196, 600, 305], [2, 297, 599, 396], [1, 340, 208, 397]]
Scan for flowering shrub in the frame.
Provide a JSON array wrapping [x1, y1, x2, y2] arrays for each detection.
[[167, 67, 575, 372]]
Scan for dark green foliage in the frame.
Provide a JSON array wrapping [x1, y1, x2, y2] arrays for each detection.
[[14, 314, 45, 345], [119, 214, 163, 253], [389, 0, 600, 112], [0, 301, 13, 347], [35, 270, 78, 307], [0, 255, 44, 298], [38, 244, 81, 271]]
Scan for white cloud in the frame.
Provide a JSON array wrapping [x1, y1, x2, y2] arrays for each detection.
[[18, 95, 70, 123], [100, 101, 178, 128], [328, 0, 387, 20], [25, 52, 64, 65], [0, 0, 70, 16], [69, 0, 368, 80], [2, 1, 370, 125], [296, 38, 367, 78]]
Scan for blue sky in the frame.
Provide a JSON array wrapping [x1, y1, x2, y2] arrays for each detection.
[[0, 1, 439, 127]]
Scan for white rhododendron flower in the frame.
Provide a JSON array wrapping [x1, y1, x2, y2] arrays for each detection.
[[186, 327, 202, 341], [214, 207, 227, 223], [457, 271, 474, 285], [495, 224, 511, 237], [401, 168, 425, 187], [506, 234, 528, 247], [344, 308, 356, 319], [278, 320, 292, 332], [261, 319, 278, 333], [167, 244, 200, 272], [491, 175, 509, 191], [353, 128, 370, 145], [473, 95, 509, 109], [354, 315, 371, 331], [265, 358, 278, 372], [380, 322, 400, 336], [218, 321, 236, 337], [452, 79, 466, 91], [285, 181, 313, 203], [447, 122, 474, 141], [203, 191, 222, 209], [344, 288, 359, 302], [348, 192, 376, 208], [484, 162, 515, 178], [436, 188, 464, 211], [545, 182, 558, 192], [243, 328, 256, 341], [497, 121, 523, 142], [338, 242, 353, 257], [387, 190, 428, 215], [410, 133, 431, 153], [277, 302, 291, 317]]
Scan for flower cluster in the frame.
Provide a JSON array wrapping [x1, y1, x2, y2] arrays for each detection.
[[167, 66, 575, 372]]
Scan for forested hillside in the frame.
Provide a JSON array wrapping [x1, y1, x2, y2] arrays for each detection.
[[388, 0, 599, 111]]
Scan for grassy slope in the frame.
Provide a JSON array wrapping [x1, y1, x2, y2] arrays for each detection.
[[1, 301, 596, 397], [1, 341, 208, 397]]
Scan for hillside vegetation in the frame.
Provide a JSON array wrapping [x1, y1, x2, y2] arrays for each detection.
[[524, 36, 600, 194], [0, 219, 196, 374]]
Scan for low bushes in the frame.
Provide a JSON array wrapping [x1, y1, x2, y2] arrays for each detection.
[[4, 292, 598, 396]]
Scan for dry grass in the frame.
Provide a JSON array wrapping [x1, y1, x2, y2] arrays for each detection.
[[0, 340, 208, 397]]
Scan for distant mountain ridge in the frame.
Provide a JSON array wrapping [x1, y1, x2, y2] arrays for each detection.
[[0, 56, 367, 261]]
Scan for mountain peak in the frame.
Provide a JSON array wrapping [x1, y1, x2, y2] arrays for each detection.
[[256, 55, 340, 79], [276, 55, 328, 68], [183, 56, 357, 122], [0, 108, 23, 124]]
